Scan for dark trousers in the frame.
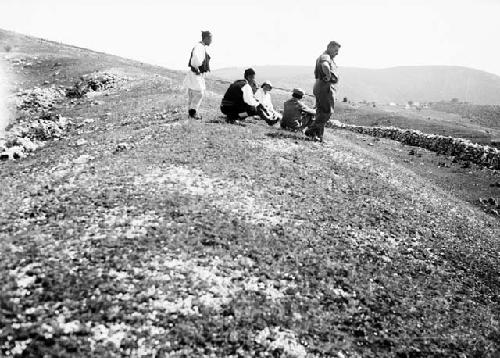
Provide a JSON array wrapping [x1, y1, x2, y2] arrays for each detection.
[[220, 103, 257, 120], [306, 80, 335, 138], [280, 113, 314, 131]]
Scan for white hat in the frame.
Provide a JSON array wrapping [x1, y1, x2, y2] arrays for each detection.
[[261, 80, 273, 88]]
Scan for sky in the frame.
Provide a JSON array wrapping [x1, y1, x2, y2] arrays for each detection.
[[0, 0, 499, 75], [0, 59, 9, 136]]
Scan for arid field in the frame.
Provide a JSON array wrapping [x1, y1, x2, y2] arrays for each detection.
[[1, 29, 499, 357]]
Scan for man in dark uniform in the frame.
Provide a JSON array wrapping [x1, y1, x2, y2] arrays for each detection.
[[280, 88, 316, 131], [305, 41, 341, 142]]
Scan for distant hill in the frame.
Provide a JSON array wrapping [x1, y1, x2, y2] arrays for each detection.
[[212, 65, 500, 105]]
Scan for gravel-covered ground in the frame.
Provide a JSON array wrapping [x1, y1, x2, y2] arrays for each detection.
[[1, 30, 499, 357]]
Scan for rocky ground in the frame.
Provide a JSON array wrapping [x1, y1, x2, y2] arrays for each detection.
[[1, 29, 500, 357]]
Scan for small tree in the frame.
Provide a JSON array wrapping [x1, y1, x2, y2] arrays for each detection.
[[3, 44, 12, 52]]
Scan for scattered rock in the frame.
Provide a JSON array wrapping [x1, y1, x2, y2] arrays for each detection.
[[255, 327, 307, 358], [114, 142, 129, 153], [16, 87, 65, 113], [66, 71, 127, 98], [72, 154, 95, 165], [237, 256, 255, 268], [15, 137, 38, 152], [0, 146, 25, 161]]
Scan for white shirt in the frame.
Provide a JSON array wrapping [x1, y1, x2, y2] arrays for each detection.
[[189, 42, 208, 68], [242, 83, 259, 106], [255, 88, 274, 111], [183, 42, 208, 92]]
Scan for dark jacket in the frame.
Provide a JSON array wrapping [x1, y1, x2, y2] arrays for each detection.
[[281, 97, 315, 129], [221, 80, 248, 107]]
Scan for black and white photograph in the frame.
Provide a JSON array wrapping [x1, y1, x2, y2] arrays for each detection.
[[0, 0, 499, 356]]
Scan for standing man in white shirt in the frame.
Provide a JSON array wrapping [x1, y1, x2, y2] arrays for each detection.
[[183, 31, 212, 120]]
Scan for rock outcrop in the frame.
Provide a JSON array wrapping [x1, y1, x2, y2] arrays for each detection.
[[66, 71, 126, 98]]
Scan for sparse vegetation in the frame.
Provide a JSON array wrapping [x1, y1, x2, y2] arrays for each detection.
[[430, 102, 500, 129], [0, 28, 499, 357]]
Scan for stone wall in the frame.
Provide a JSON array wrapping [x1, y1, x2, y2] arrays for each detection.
[[329, 120, 500, 170]]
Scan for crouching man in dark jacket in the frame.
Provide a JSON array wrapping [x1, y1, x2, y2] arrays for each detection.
[[220, 68, 276, 125], [280, 88, 316, 131]]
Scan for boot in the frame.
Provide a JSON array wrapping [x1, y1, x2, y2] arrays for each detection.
[[188, 109, 202, 120], [265, 118, 279, 126]]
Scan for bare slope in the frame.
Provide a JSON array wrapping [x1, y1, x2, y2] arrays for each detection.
[[1, 29, 500, 357], [213, 65, 500, 104]]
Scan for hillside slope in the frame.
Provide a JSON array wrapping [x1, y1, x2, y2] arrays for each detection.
[[213, 65, 500, 104], [1, 29, 500, 357]]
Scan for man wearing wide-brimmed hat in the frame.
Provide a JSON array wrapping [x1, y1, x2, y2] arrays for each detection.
[[280, 88, 315, 131], [183, 31, 212, 120], [305, 40, 340, 142]]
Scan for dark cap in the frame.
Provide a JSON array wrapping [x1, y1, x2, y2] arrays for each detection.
[[244, 68, 255, 78], [202, 31, 212, 39], [293, 88, 305, 97]]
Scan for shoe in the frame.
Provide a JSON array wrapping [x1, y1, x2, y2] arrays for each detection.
[[188, 109, 202, 120], [226, 114, 237, 124], [304, 129, 315, 140], [304, 131, 321, 142], [265, 118, 279, 126]]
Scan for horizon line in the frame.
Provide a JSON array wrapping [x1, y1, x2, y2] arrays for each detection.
[[1, 27, 499, 78]]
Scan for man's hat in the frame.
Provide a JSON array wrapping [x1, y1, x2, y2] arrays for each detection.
[[202, 31, 212, 38], [262, 80, 273, 88], [293, 88, 305, 97]]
